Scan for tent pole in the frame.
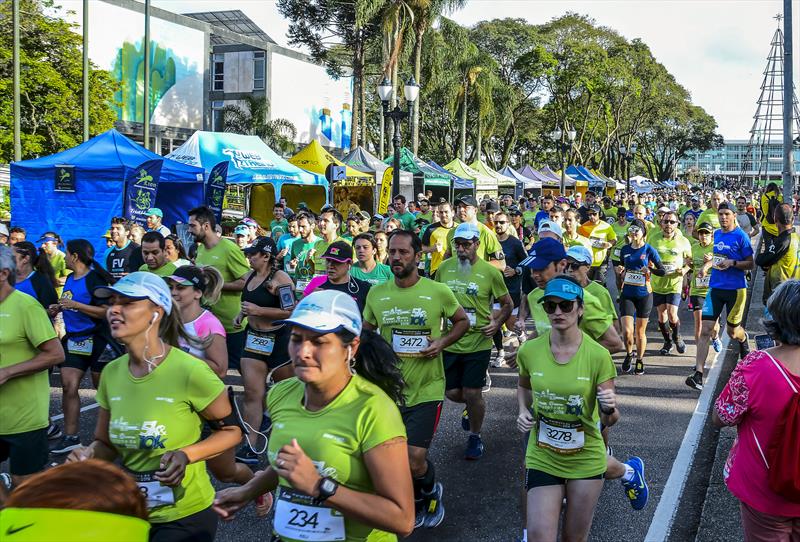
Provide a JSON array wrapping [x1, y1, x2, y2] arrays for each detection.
[[13, 0, 21, 161], [143, 0, 151, 150], [82, 0, 89, 141], [782, 0, 795, 202]]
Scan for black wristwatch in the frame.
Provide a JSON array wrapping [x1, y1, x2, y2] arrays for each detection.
[[314, 476, 339, 504]]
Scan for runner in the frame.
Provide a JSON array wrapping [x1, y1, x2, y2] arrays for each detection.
[[421, 201, 456, 276], [13, 241, 58, 309], [351, 233, 393, 286], [759, 182, 782, 243], [145, 208, 171, 237], [562, 209, 591, 249], [687, 202, 754, 391], [493, 211, 528, 364], [309, 208, 345, 278], [106, 217, 144, 280], [240, 218, 261, 246], [289, 211, 320, 297], [688, 222, 722, 355], [342, 214, 363, 243], [138, 232, 178, 277], [564, 245, 619, 336], [435, 222, 512, 460], [375, 230, 389, 265], [735, 196, 760, 239], [393, 195, 417, 230], [8, 226, 25, 245], [445, 195, 505, 271], [534, 195, 554, 228], [38, 232, 70, 291], [275, 214, 299, 274], [302, 241, 371, 312], [164, 234, 192, 268], [234, 236, 296, 465], [578, 204, 617, 283], [756, 203, 799, 303], [0, 245, 65, 490], [363, 229, 469, 529], [270, 203, 289, 234], [683, 196, 704, 222], [213, 290, 415, 541], [233, 225, 251, 250], [695, 191, 724, 235]]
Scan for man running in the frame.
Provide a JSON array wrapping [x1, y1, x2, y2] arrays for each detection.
[[105, 218, 144, 280], [363, 229, 469, 529], [578, 204, 617, 283], [735, 195, 760, 239], [138, 232, 177, 277], [445, 195, 505, 271], [309, 208, 345, 277], [393, 195, 417, 230], [303, 241, 371, 311], [144, 208, 171, 237], [421, 201, 455, 276], [289, 211, 319, 296], [755, 203, 799, 303], [493, 211, 528, 361]]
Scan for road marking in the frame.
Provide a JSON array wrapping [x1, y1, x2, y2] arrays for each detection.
[[51, 402, 100, 421]]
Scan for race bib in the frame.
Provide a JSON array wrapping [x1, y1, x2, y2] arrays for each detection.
[[274, 488, 345, 541], [613, 248, 621, 259], [245, 331, 275, 355], [662, 263, 677, 274], [537, 415, 584, 455], [591, 238, 605, 249], [465, 308, 477, 327], [624, 271, 646, 287], [128, 471, 176, 510], [391, 329, 430, 356], [295, 279, 310, 294], [695, 275, 711, 288], [712, 254, 726, 270], [67, 337, 93, 356]]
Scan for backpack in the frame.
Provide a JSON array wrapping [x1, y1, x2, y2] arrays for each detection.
[[764, 353, 800, 501], [765, 193, 780, 225]]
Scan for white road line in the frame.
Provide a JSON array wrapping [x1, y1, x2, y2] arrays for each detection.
[[644, 333, 732, 542], [51, 402, 100, 421]]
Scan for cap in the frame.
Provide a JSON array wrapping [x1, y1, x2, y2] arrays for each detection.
[[372, 214, 385, 221], [691, 196, 699, 202], [588, 204, 602, 214], [277, 289, 361, 336], [94, 271, 173, 314], [510, 208, 523, 216], [0, 224, 7, 238], [628, 218, 647, 233], [455, 195, 479, 207], [718, 202, 733, 212], [566, 245, 593, 266], [453, 222, 480, 241], [358, 211, 371, 222], [298, 201, 309, 209], [414, 218, 431, 227], [240, 217, 258, 227], [520, 238, 567, 270], [322, 241, 353, 263], [146, 208, 163, 218], [669, 202, 679, 211], [696, 222, 714, 233], [36, 235, 58, 244], [657, 206, 671, 213], [166, 265, 206, 291], [485, 200, 501, 212], [102, 229, 112, 239], [537, 219, 563, 239], [233, 225, 250, 236], [539, 277, 584, 302], [243, 236, 276, 256]]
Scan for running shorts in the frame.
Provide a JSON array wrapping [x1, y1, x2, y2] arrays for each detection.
[[619, 295, 653, 318], [0, 428, 49, 476], [242, 325, 291, 370], [653, 292, 681, 307], [61, 335, 108, 373], [399, 401, 442, 449], [702, 288, 747, 326], [443, 350, 491, 390], [525, 468, 604, 490], [689, 295, 706, 311]]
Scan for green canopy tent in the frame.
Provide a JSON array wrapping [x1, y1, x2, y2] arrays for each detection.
[[385, 147, 452, 201], [470, 159, 516, 198], [443, 159, 497, 199]]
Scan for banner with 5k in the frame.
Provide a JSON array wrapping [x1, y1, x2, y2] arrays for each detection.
[[206, 161, 229, 223], [124, 159, 163, 226]]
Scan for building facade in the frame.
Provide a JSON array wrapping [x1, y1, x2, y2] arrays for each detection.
[[676, 139, 800, 184]]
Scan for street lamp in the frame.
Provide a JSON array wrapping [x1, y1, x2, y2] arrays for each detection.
[[620, 142, 637, 194], [551, 126, 576, 195], [378, 75, 419, 197]]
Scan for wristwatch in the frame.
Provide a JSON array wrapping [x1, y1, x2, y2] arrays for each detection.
[[314, 476, 339, 504]]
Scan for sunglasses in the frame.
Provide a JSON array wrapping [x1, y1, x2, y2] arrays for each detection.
[[566, 261, 587, 271], [494, 220, 508, 225], [662, 220, 678, 225], [542, 299, 576, 314], [454, 240, 475, 248]]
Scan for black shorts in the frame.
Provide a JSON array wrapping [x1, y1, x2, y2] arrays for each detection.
[[0, 427, 49, 476], [525, 468, 604, 490], [399, 401, 442, 449], [653, 292, 681, 307], [702, 288, 747, 327], [148, 506, 217, 542], [443, 349, 491, 390], [689, 295, 706, 311], [61, 335, 108, 373], [619, 295, 653, 318], [226, 329, 246, 373], [241, 326, 291, 371]]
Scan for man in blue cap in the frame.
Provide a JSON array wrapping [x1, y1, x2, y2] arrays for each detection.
[[145, 208, 170, 237]]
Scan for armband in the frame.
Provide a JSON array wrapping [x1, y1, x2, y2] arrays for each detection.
[[278, 284, 296, 311], [206, 387, 249, 434]]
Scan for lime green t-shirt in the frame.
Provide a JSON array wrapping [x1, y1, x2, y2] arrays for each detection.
[[578, 221, 617, 267], [611, 221, 630, 262], [416, 211, 434, 224], [311, 237, 347, 276], [689, 239, 714, 297], [0, 290, 57, 435], [95, 348, 224, 523], [518, 331, 617, 478], [195, 238, 250, 333], [49, 249, 70, 296], [138, 261, 177, 278], [363, 278, 460, 407], [523, 210, 538, 228], [696, 208, 721, 231], [585, 280, 617, 319], [351, 263, 393, 286], [563, 234, 592, 250], [435, 257, 508, 354], [266, 376, 406, 542], [527, 288, 612, 342], [649, 231, 692, 294], [428, 224, 454, 274], [445, 222, 503, 262]]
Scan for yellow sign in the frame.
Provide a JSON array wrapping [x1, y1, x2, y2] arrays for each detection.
[[377, 167, 393, 214]]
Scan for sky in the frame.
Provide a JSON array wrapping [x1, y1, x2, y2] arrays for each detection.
[[59, 0, 799, 140]]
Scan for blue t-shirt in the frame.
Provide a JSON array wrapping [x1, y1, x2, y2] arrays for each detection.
[[534, 210, 550, 228], [710, 228, 753, 290], [62, 270, 108, 338], [15, 272, 36, 298], [619, 243, 662, 298], [277, 234, 298, 253]]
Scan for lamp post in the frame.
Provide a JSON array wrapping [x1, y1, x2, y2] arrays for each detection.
[[620, 143, 637, 194], [550, 126, 576, 195], [378, 75, 419, 197]]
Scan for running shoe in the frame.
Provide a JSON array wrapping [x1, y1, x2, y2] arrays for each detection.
[[712, 337, 723, 353], [465, 434, 484, 460], [489, 349, 505, 368], [414, 503, 426, 529], [659, 341, 673, 355], [47, 421, 62, 440], [607, 445, 614, 457], [422, 482, 445, 528], [675, 336, 687, 354], [235, 444, 259, 465], [461, 409, 470, 431], [634, 359, 645, 375], [482, 371, 492, 393], [0, 473, 11, 492], [50, 434, 81, 455], [621, 352, 633, 373], [685, 371, 703, 391], [738, 333, 750, 359], [622, 456, 649, 510]]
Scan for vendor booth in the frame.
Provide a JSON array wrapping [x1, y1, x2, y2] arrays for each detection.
[[470, 160, 516, 198], [428, 161, 474, 200], [384, 148, 451, 202], [499, 166, 541, 199], [168, 131, 327, 227], [567, 165, 604, 194], [444, 159, 497, 199], [11, 128, 205, 255], [518, 165, 553, 197], [342, 146, 413, 212], [539, 166, 581, 195]]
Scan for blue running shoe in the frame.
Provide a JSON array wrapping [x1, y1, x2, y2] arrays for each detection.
[[712, 337, 722, 353], [622, 456, 649, 510], [465, 434, 484, 460], [461, 409, 470, 431], [422, 482, 445, 528]]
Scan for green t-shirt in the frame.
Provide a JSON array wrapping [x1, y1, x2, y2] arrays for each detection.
[[435, 257, 509, 353], [364, 278, 460, 407], [49, 249, 70, 296], [563, 234, 592, 251], [649, 231, 692, 294], [578, 221, 617, 267], [696, 208, 721, 231], [270, 218, 289, 233], [585, 280, 617, 319], [0, 290, 57, 435], [350, 263, 393, 286], [445, 222, 503, 262], [689, 239, 714, 297], [523, 210, 538, 227], [311, 237, 348, 277], [291, 234, 319, 286], [396, 212, 416, 230], [195, 238, 250, 333], [527, 287, 612, 342], [517, 331, 617, 478], [611, 221, 630, 262], [138, 261, 177, 278], [416, 211, 434, 224], [266, 376, 405, 542], [95, 348, 224, 523]]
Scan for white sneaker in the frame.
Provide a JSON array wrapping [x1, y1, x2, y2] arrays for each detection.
[[490, 349, 505, 368]]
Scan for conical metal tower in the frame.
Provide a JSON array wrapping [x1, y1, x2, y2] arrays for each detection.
[[740, 15, 800, 187]]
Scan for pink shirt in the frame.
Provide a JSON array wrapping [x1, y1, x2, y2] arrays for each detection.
[[181, 309, 226, 360], [715, 350, 800, 517]]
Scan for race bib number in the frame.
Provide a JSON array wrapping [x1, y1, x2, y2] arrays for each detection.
[[392, 329, 430, 356], [245, 331, 275, 355], [712, 254, 726, 270], [613, 248, 621, 259], [591, 238, 605, 249], [624, 271, 646, 287], [274, 488, 345, 541], [537, 415, 584, 455], [662, 263, 677, 274], [465, 308, 477, 327], [67, 337, 93, 356], [695, 275, 710, 288], [128, 471, 176, 510], [295, 279, 310, 294]]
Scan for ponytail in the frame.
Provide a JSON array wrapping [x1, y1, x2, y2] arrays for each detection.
[[91, 260, 115, 286], [15, 241, 57, 288], [66, 239, 115, 285], [158, 304, 208, 351], [199, 266, 223, 305], [337, 328, 406, 405]]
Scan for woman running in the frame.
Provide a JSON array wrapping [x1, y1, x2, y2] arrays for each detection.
[[213, 290, 414, 541], [350, 233, 393, 286], [14, 241, 58, 309], [234, 236, 296, 466], [68, 272, 241, 542], [516, 276, 619, 542], [164, 234, 192, 267], [688, 222, 722, 354], [616, 219, 665, 375], [375, 231, 389, 265]]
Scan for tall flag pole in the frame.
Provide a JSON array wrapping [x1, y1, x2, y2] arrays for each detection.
[[782, 4, 795, 201], [82, 0, 89, 141], [12, 0, 21, 161], [143, 0, 151, 150]]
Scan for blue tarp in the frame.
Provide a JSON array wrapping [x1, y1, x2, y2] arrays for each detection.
[[11, 129, 205, 255]]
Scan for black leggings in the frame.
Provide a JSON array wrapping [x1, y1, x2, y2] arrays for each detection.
[[149, 507, 217, 542]]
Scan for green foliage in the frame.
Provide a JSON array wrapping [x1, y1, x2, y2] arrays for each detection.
[[0, 0, 117, 162]]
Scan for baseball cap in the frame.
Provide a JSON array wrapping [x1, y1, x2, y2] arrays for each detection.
[[588, 204, 602, 214], [146, 208, 163, 218], [696, 222, 714, 233], [566, 245, 593, 266], [166, 265, 207, 291], [277, 290, 361, 336], [453, 222, 480, 241], [94, 271, 173, 314], [36, 235, 58, 244], [233, 225, 249, 236], [537, 219, 563, 239], [372, 213, 385, 221], [657, 206, 671, 214], [240, 217, 258, 228], [520, 238, 567, 270], [690, 196, 699, 202], [455, 195, 479, 208], [243, 236, 276, 256], [322, 241, 353, 263], [485, 200, 501, 212], [358, 211, 371, 222], [102, 230, 112, 239], [628, 218, 647, 233], [718, 202, 733, 212], [539, 277, 584, 302]]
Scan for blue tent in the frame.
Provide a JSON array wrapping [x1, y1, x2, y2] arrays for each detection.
[[566, 165, 605, 191], [11, 129, 205, 254]]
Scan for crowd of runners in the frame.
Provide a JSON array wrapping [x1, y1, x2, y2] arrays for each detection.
[[0, 181, 797, 542]]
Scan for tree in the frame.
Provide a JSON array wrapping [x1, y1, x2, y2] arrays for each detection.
[[221, 96, 297, 155], [0, 0, 117, 162]]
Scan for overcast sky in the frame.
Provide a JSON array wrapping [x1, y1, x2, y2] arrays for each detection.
[[61, 0, 799, 140]]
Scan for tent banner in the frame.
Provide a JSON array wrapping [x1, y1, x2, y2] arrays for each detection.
[[54, 164, 76, 192], [124, 159, 163, 226], [205, 161, 229, 223], [377, 167, 393, 214]]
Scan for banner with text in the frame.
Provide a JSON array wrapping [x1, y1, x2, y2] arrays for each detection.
[[377, 167, 393, 215], [124, 160, 163, 226], [205, 161, 229, 223]]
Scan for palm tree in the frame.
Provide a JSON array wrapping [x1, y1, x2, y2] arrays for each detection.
[[221, 96, 297, 155]]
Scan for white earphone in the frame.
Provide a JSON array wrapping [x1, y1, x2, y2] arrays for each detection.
[[151, 312, 159, 324], [346, 346, 352, 361]]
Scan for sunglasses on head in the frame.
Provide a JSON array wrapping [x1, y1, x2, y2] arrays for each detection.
[[542, 299, 576, 314]]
